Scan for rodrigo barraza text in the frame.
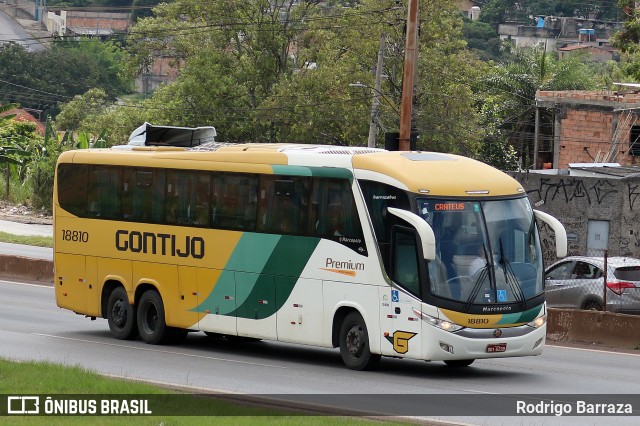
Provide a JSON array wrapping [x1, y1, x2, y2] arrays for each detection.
[[516, 400, 633, 416]]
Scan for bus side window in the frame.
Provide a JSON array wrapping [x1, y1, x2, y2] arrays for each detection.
[[312, 178, 366, 253], [164, 170, 202, 225], [194, 173, 211, 226], [87, 166, 120, 219], [57, 164, 88, 217], [391, 228, 421, 296], [133, 169, 165, 223], [258, 176, 309, 235], [212, 173, 257, 230], [121, 168, 134, 220], [164, 170, 179, 224]]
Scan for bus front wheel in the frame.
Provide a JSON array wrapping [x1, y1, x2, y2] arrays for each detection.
[[339, 312, 380, 370], [107, 287, 138, 340], [137, 290, 169, 345]]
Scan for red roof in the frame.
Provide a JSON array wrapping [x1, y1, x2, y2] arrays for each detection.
[[0, 108, 46, 134]]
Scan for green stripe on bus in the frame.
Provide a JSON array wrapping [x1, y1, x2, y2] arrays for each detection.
[[497, 305, 543, 325], [194, 234, 320, 319], [271, 165, 353, 180], [194, 233, 280, 315], [233, 235, 320, 319]]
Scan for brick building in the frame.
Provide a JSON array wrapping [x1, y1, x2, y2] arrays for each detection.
[[534, 89, 640, 170], [46, 10, 131, 37]]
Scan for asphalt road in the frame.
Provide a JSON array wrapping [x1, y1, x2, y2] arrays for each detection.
[[0, 219, 52, 260], [0, 9, 45, 52], [0, 242, 51, 260], [1, 279, 639, 425]]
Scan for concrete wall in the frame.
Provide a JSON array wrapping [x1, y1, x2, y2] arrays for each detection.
[[547, 308, 640, 349], [511, 172, 640, 262], [0, 254, 52, 283], [65, 11, 130, 32]]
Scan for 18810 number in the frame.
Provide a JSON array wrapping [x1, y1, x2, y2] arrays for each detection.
[[61, 230, 89, 242]]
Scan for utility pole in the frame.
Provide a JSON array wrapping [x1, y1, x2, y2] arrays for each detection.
[[399, 0, 419, 151], [367, 34, 385, 148]]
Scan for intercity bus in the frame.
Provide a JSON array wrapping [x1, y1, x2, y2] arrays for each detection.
[[54, 136, 567, 370]]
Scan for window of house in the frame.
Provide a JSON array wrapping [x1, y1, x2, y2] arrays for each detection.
[[630, 125, 640, 156]]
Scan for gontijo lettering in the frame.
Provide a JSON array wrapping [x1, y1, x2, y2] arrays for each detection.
[[115, 230, 204, 259]]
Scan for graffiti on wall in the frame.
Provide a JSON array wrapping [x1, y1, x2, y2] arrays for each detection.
[[629, 183, 640, 210], [621, 215, 640, 255], [520, 174, 640, 259], [527, 178, 618, 206]]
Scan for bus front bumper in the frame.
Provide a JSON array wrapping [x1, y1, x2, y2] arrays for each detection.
[[422, 323, 546, 361]]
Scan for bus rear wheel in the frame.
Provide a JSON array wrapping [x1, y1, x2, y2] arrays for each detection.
[[137, 290, 170, 345], [107, 287, 138, 340], [339, 312, 380, 370], [444, 359, 475, 367]]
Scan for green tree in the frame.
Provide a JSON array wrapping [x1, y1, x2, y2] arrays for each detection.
[[462, 20, 503, 62], [261, 0, 485, 152], [55, 88, 110, 132], [0, 40, 132, 119], [0, 116, 39, 201], [124, 0, 325, 141], [477, 45, 598, 168]]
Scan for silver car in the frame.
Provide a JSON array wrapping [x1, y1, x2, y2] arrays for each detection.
[[545, 256, 640, 314]]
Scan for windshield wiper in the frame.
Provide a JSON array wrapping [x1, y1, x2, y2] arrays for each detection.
[[498, 238, 526, 304], [465, 244, 490, 310]]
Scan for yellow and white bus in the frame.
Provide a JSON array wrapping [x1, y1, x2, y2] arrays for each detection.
[[54, 136, 566, 370]]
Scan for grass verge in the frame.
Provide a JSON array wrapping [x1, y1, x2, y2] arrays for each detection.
[[0, 232, 52, 248], [0, 358, 394, 425]]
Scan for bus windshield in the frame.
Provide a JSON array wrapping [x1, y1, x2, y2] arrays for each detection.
[[416, 197, 543, 305]]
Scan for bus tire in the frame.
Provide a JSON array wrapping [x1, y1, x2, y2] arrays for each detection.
[[339, 312, 380, 370], [137, 290, 169, 345], [107, 287, 138, 340], [444, 359, 475, 367]]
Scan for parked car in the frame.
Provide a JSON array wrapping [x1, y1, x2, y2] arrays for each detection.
[[545, 256, 640, 314]]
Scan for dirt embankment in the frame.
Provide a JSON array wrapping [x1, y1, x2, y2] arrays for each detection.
[[0, 201, 52, 225]]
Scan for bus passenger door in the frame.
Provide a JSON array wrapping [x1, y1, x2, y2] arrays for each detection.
[[55, 254, 87, 314], [236, 272, 277, 339], [386, 228, 424, 359]]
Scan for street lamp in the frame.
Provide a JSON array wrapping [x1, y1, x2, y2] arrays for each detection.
[[349, 82, 399, 148]]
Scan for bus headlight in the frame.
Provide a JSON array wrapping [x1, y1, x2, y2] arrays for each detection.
[[527, 314, 546, 329], [413, 308, 464, 332]]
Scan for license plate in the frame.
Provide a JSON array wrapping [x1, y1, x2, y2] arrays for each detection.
[[486, 343, 507, 353]]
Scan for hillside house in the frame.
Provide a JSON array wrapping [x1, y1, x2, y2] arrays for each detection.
[[534, 88, 640, 170]]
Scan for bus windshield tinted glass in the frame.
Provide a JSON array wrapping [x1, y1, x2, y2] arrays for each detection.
[[416, 198, 543, 304]]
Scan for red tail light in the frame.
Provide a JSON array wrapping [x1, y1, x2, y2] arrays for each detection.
[[606, 281, 636, 295]]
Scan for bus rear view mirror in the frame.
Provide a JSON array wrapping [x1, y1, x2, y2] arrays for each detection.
[[388, 207, 436, 260], [533, 209, 567, 258]]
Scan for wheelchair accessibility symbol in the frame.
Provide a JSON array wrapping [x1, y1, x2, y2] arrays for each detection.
[[391, 290, 399, 303]]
